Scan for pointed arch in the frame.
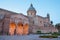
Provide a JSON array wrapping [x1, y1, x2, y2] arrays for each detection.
[[23, 23, 29, 35], [9, 22, 16, 35], [16, 22, 23, 35]]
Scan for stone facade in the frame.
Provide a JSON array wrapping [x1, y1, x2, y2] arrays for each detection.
[[0, 4, 58, 35]]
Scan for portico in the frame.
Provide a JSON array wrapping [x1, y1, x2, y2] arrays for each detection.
[[9, 22, 29, 35]]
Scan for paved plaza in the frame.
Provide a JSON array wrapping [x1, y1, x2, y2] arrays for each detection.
[[0, 34, 60, 40]]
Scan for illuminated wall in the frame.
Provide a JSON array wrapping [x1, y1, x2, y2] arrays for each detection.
[[16, 23, 23, 35], [23, 23, 29, 35], [9, 22, 29, 35], [9, 22, 16, 35]]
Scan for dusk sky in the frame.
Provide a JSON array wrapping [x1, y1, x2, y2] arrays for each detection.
[[0, 0, 60, 25]]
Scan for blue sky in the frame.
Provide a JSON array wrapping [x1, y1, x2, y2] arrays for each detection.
[[0, 0, 60, 25]]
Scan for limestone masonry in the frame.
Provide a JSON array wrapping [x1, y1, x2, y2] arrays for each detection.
[[0, 4, 58, 35]]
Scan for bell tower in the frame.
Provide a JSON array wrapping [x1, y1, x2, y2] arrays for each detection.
[[27, 4, 36, 17], [47, 13, 50, 21]]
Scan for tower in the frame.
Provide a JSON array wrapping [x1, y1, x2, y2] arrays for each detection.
[[27, 4, 36, 17], [27, 4, 36, 33], [47, 13, 50, 22], [47, 13, 50, 20]]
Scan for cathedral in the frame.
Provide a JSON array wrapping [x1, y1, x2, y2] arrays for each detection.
[[0, 4, 58, 35]]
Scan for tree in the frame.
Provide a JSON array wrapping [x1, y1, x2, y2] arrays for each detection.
[[36, 31, 41, 34], [51, 21, 53, 25], [55, 23, 60, 33]]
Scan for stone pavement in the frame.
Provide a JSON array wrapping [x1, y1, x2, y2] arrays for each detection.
[[0, 34, 60, 40]]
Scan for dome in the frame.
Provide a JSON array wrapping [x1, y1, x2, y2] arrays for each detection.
[[27, 4, 36, 12]]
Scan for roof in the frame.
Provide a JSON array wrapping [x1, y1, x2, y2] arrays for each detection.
[[0, 8, 18, 14], [36, 15, 47, 19], [27, 4, 36, 12], [19, 13, 28, 18], [0, 8, 28, 18]]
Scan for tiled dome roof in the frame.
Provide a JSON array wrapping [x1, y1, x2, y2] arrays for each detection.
[[28, 4, 36, 11]]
